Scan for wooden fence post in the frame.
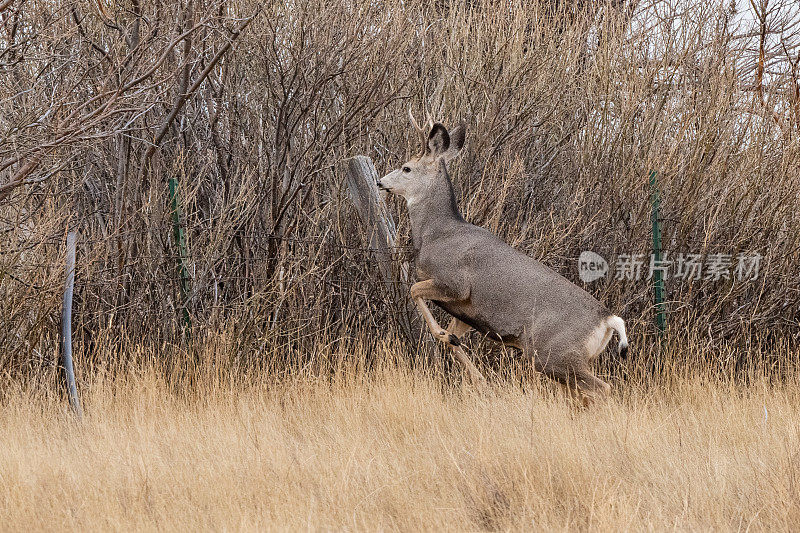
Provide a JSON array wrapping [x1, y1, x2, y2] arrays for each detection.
[[61, 231, 83, 419], [345, 156, 430, 354]]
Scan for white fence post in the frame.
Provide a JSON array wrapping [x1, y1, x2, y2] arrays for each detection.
[[61, 231, 83, 419]]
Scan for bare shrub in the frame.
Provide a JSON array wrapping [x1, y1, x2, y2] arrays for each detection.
[[1, 0, 798, 378]]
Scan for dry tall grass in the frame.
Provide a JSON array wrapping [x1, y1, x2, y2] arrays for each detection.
[[2, 344, 800, 531]]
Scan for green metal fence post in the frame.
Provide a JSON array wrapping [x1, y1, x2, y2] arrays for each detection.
[[649, 170, 666, 337], [169, 177, 192, 340]]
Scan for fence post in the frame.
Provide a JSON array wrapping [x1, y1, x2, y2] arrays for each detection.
[[168, 177, 192, 340], [61, 231, 83, 419], [649, 170, 666, 338], [345, 156, 428, 352]]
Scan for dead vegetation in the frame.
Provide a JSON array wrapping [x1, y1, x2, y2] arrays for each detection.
[[2, 348, 800, 531], [2, 2, 799, 528], [1, 2, 798, 377]]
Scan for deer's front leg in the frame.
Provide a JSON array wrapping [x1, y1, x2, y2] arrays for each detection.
[[446, 317, 472, 340], [410, 279, 463, 346], [410, 280, 485, 384]]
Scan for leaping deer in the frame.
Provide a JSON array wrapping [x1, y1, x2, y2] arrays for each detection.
[[377, 113, 628, 406]]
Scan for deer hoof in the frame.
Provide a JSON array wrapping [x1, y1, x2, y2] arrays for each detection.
[[447, 334, 461, 346]]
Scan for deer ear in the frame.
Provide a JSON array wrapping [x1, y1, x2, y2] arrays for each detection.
[[443, 122, 466, 161], [426, 123, 450, 157]]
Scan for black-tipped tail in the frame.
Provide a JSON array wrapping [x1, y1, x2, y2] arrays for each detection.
[[607, 315, 629, 359]]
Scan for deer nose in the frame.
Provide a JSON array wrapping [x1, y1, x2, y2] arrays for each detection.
[[376, 179, 386, 190]]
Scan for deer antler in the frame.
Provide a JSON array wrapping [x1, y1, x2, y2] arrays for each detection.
[[409, 105, 436, 154], [408, 105, 424, 134]]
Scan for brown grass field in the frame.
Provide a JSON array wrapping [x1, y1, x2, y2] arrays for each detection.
[[2, 348, 800, 532]]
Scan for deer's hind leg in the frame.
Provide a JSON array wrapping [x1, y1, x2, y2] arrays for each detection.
[[530, 348, 610, 408], [572, 367, 611, 408]]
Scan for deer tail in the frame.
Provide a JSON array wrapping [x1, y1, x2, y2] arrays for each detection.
[[606, 315, 628, 359]]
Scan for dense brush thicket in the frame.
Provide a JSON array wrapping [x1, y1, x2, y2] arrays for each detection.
[[1, 0, 798, 377]]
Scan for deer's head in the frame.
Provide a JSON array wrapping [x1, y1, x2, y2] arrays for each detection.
[[378, 111, 466, 206]]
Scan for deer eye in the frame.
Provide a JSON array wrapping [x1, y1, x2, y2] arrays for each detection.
[[402, 166, 411, 173]]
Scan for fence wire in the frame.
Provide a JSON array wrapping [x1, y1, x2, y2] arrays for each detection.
[[1, 222, 794, 344]]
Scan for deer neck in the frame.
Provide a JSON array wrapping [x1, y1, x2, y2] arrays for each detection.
[[406, 164, 464, 254]]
